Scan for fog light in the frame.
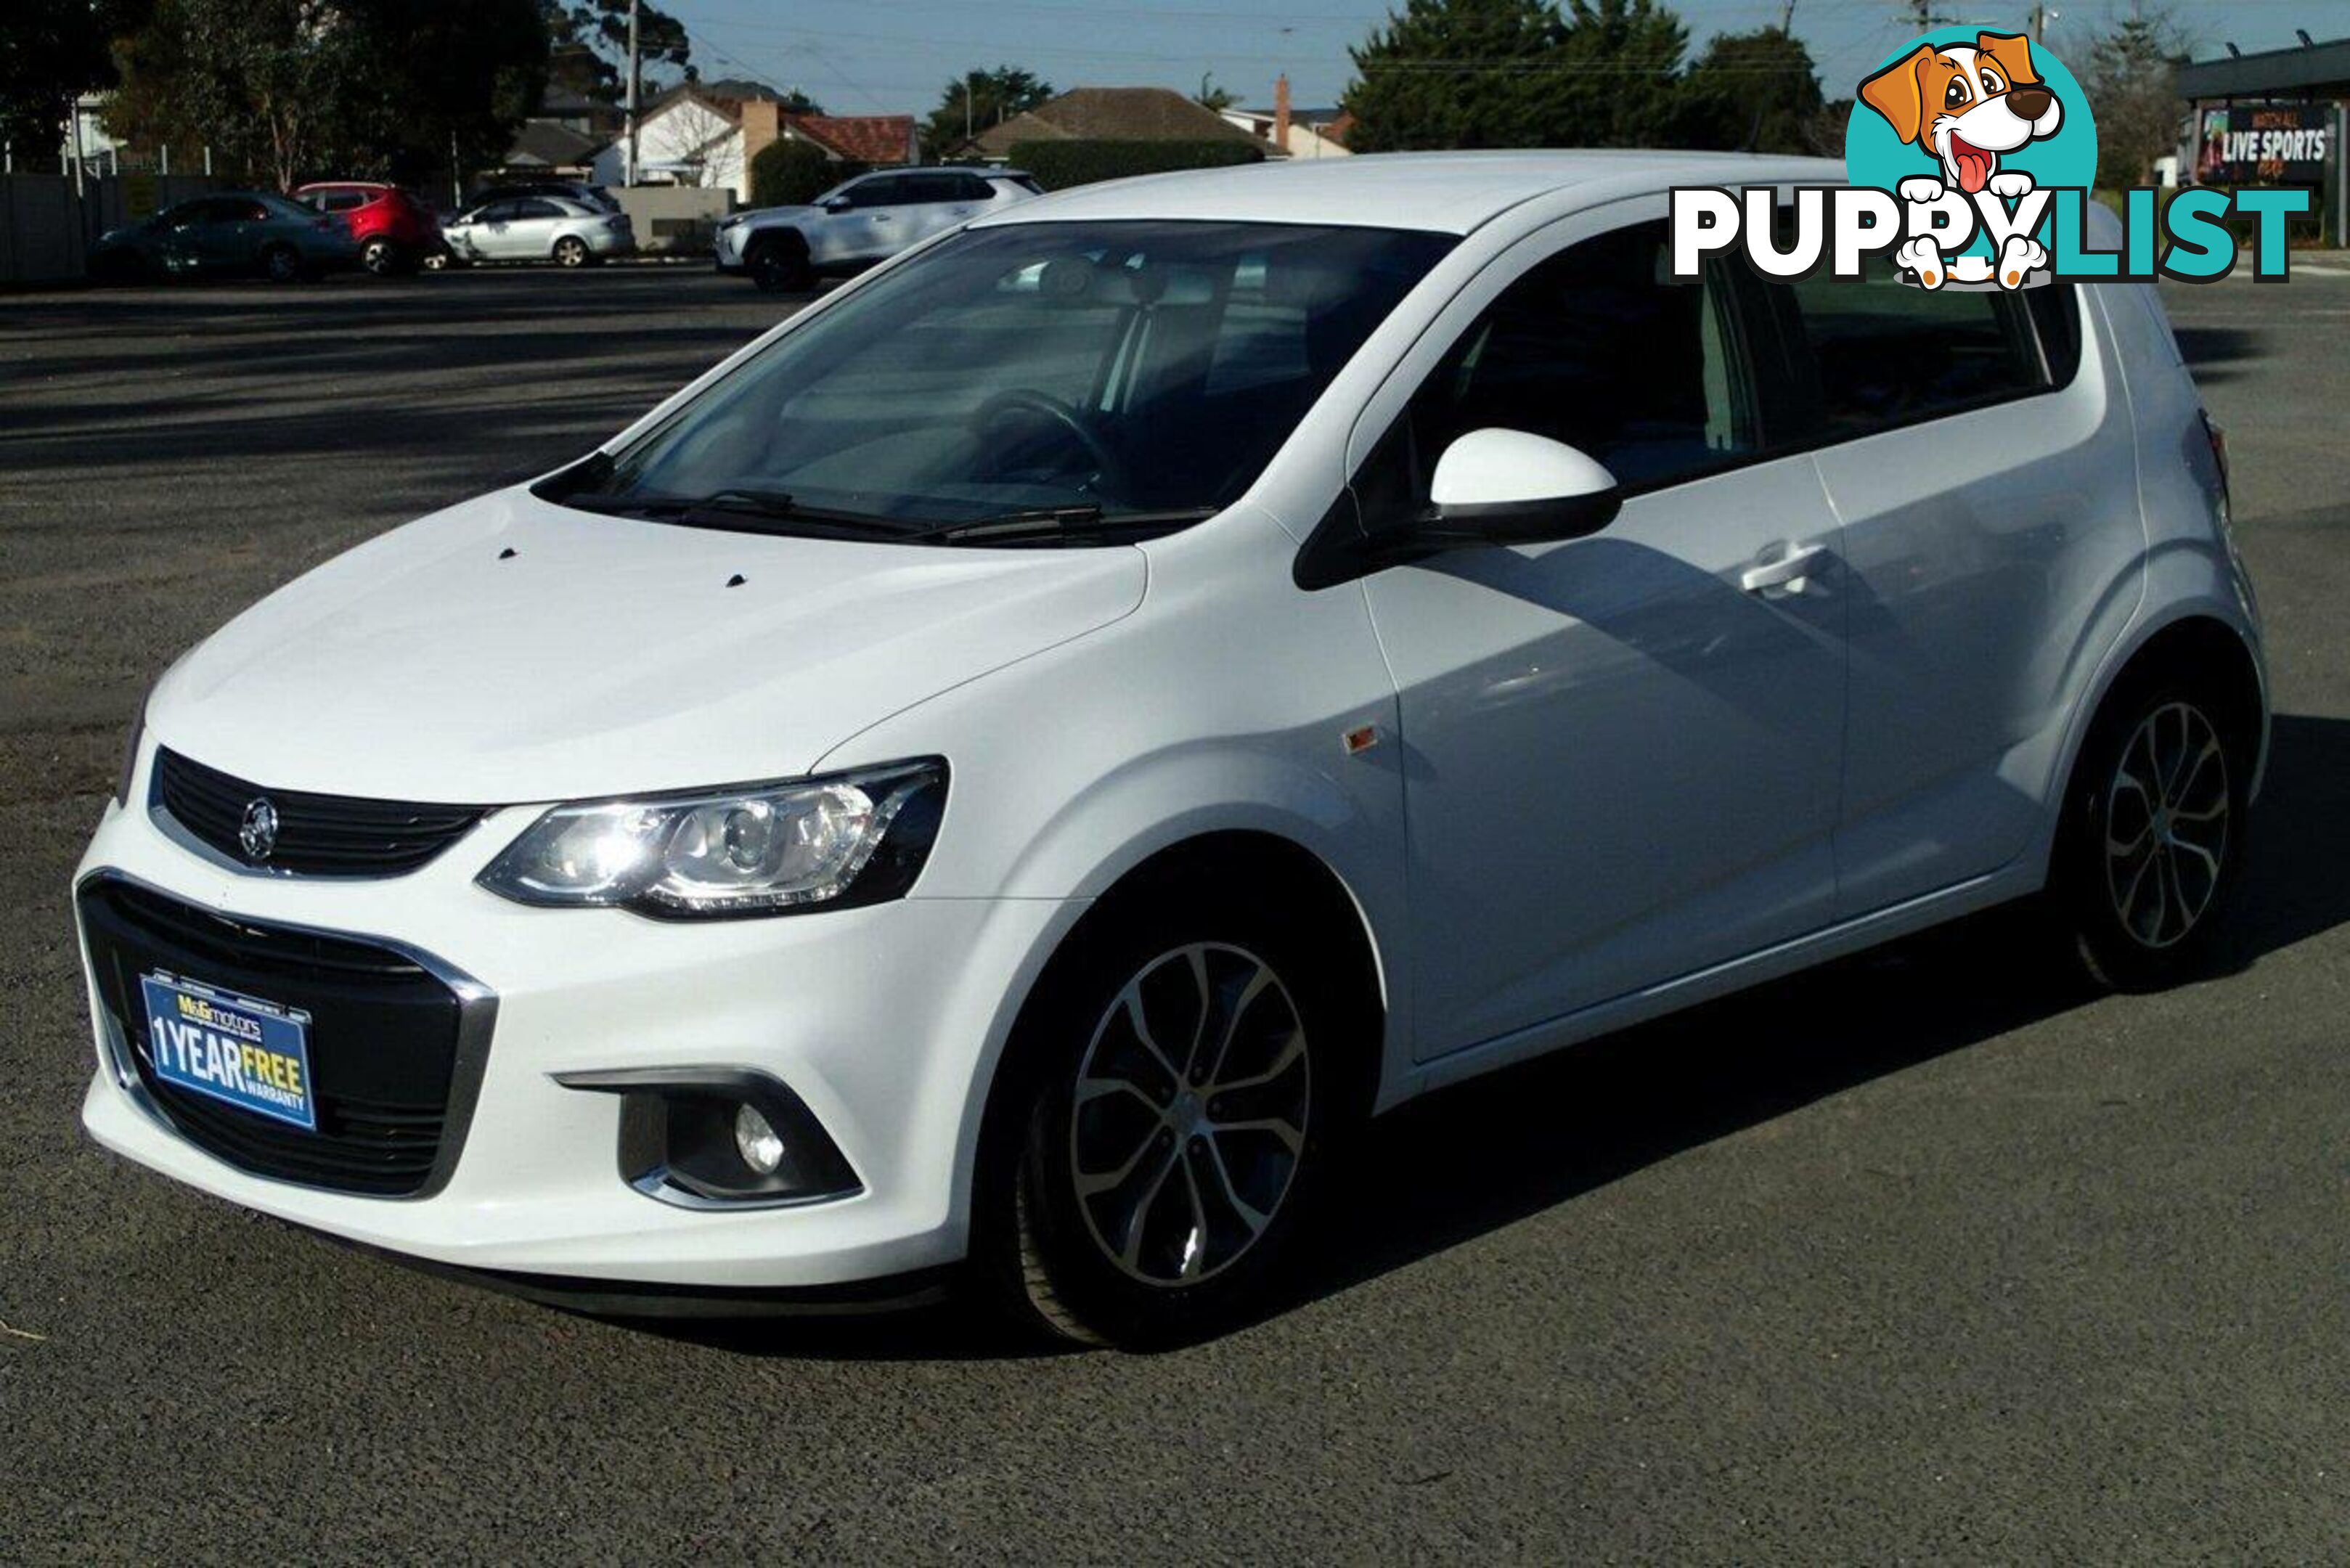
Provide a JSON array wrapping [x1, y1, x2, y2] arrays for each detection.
[[734, 1103, 784, 1175]]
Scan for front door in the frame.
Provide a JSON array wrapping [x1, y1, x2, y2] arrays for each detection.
[[1350, 211, 1851, 1060]]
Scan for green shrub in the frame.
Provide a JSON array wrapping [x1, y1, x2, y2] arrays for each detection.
[[1009, 139, 1264, 191], [749, 139, 865, 208]]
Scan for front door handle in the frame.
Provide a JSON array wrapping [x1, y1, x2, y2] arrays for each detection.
[[1741, 543, 1830, 595]]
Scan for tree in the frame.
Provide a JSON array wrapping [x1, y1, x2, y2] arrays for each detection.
[[1195, 72, 1237, 112], [1343, 0, 1578, 152], [2081, 6, 2190, 189], [923, 65, 1053, 158], [1, 0, 149, 155], [1672, 26, 1823, 152], [105, 0, 547, 187], [1554, 0, 1686, 147], [751, 137, 858, 206], [545, 0, 688, 101], [1342, 0, 1686, 152]]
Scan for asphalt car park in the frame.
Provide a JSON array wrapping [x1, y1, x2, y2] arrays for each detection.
[[4, 264, 2348, 1559]]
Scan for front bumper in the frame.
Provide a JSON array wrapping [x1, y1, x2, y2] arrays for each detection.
[[75, 756, 1079, 1291]]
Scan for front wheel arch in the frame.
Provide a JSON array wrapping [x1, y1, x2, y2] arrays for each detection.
[[963, 832, 1382, 1335]]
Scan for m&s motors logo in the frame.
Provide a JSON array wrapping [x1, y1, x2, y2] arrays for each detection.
[[1671, 26, 2312, 287]]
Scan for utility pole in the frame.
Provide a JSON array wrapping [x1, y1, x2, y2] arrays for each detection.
[[1779, 0, 1796, 33], [622, 0, 642, 188], [2028, 3, 2046, 41]]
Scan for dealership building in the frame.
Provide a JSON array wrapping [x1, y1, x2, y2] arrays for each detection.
[[2179, 35, 2348, 245]]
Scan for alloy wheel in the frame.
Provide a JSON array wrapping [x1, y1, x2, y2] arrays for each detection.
[[362, 239, 396, 277], [2103, 701, 2230, 950], [555, 237, 587, 268], [1068, 943, 1310, 1286], [264, 248, 299, 283]]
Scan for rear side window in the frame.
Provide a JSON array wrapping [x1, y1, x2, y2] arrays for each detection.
[[1778, 258, 2064, 440]]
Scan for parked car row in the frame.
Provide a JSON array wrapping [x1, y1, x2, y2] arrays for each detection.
[[89, 179, 635, 283], [88, 170, 1056, 289]]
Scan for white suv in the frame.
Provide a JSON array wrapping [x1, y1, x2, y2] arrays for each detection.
[[714, 166, 1040, 291], [77, 153, 2263, 1348]]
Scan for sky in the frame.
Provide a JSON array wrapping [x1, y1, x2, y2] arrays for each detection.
[[662, 1, 2350, 120]]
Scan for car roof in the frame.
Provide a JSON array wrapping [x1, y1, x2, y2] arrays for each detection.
[[970, 150, 1843, 235], [294, 181, 388, 191]]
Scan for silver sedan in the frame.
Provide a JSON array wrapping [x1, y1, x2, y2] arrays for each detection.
[[436, 196, 633, 268]]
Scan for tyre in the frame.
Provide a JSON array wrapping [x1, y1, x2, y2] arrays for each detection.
[[261, 245, 301, 284], [420, 243, 455, 271], [981, 889, 1362, 1349], [360, 237, 405, 277], [552, 235, 589, 269], [747, 237, 812, 294], [2048, 669, 2252, 991]]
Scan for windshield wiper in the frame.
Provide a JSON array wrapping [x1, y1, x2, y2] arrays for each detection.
[[561, 486, 919, 539], [916, 505, 1217, 546]]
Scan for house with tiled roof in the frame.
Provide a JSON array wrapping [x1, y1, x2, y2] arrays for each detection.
[[589, 81, 916, 203]]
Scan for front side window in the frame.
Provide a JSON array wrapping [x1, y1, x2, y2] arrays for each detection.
[[846, 176, 908, 209], [1359, 219, 1760, 523], [547, 221, 1454, 540]]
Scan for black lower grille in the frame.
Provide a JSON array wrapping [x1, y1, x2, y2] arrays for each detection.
[[78, 877, 493, 1197], [153, 747, 488, 877]]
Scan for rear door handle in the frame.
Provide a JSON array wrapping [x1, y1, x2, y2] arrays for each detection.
[[1740, 543, 1830, 595]]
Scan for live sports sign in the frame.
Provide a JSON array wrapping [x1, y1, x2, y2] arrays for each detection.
[[2197, 105, 2332, 185]]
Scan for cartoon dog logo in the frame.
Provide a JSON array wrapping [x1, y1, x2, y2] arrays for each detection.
[[1860, 31, 2063, 289]]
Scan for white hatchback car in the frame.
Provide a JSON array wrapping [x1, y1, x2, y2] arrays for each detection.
[[78, 153, 2263, 1347]]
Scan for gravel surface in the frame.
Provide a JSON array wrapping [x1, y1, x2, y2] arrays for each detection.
[[2, 266, 2346, 1561]]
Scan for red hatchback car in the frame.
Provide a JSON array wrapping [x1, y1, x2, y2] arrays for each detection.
[[291, 182, 444, 276]]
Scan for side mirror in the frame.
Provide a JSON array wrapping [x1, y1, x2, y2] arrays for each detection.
[[821, 195, 852, 213], [1420, 429, 1621, 547]]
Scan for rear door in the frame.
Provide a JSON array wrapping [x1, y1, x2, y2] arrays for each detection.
[[1761, 266, 2140, 915]]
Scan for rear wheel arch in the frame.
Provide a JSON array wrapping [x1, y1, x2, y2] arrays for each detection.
[[2068, 614, 2267, 807]]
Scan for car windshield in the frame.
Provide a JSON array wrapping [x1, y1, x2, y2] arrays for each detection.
[[544, 220, 1456, 540]]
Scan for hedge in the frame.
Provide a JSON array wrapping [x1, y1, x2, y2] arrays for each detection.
[[1009, 139, 1265, 191], [749, 138, 868, 208]]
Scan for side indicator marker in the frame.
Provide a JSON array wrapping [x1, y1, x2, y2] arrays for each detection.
[[1343, 724, 1380, 756]]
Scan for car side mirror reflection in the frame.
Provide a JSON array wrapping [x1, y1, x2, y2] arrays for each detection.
[[822, 196, 852, 213]]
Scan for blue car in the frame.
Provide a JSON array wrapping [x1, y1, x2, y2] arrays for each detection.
[[90, 192, 362, 283]]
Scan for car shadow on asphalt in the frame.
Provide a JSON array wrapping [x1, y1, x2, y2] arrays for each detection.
[[2172, 325, 2266, 388], [632, 713, 2350, 1360]]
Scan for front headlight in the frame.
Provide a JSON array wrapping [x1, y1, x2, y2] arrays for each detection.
[[478, 759, 946, 918]]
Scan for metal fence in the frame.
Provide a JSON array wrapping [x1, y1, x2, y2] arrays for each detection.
[[1, 171, 224, 285]]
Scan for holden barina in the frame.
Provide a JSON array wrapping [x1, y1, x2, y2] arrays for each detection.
[[77, 152, 2264, 1348]]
